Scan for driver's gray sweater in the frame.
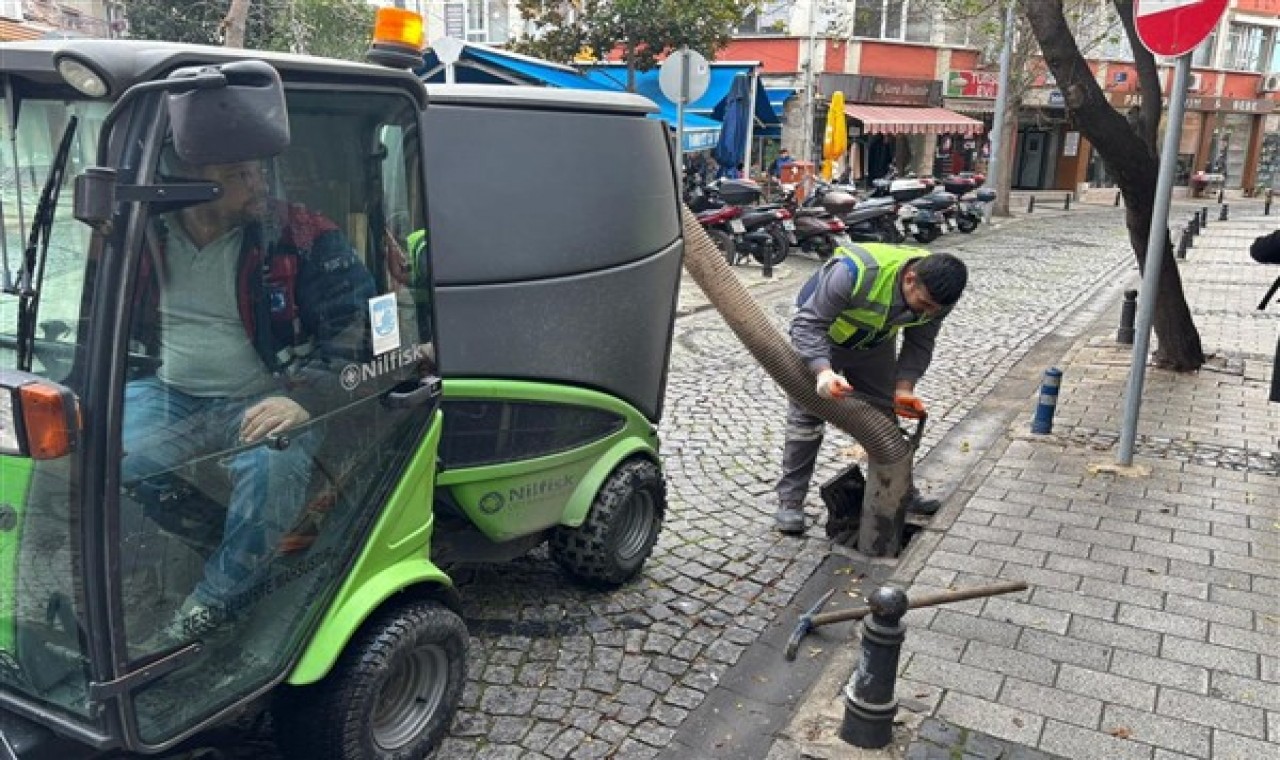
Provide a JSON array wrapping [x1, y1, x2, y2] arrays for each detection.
[[790, 258, 943, 383]]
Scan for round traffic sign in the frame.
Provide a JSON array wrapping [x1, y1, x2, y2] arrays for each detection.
[[659, 49, 710, 105], [1134, 0, 1228, 57]]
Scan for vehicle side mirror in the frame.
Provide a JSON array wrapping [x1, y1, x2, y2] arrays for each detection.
[[0, 371, 81, 460], [166, 60, 290, 166]]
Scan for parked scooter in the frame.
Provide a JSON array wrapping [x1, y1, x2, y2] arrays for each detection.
[[906, 189, 957, 244], [807, 181, 902, 245], [780, 183, 849, 257], [941, 173, 996, 233], [697, 179, 792, 267]]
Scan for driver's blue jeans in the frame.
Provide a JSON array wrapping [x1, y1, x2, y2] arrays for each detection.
[[121, 377, 319, 612]]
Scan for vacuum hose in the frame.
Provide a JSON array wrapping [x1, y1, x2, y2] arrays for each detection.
[[680, 206, 913, 556], [679, 206, 911, 464]]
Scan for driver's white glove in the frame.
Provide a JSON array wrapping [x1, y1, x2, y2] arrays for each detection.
[[816, 369, 854, 400]]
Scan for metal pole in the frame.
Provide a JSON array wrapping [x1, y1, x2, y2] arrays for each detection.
[[984, 1, 1016, 224], [677, 46, 689, 183], [801, 0, 819, 167], [743, 68, 759, 178], [1117, 53, 1191, 466]]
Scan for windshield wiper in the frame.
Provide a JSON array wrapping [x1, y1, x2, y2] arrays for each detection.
[[14, 115, 77, 372]]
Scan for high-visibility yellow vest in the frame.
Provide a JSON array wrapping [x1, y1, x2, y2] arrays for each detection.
[[826, 243, 934, 348]]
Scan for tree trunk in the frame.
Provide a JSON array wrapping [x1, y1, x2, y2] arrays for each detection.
[[992, 98, 1017, 217], [1022, 0, 1204, 371], [223, 0, 251, 48]]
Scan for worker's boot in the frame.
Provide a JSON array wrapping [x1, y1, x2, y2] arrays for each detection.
[[774, 502, 806, 535], [906, 487, 942, 516]]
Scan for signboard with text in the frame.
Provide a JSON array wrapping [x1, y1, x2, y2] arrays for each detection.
[[1106, 91, 1275, 114], [946, 70, 1000, 99], [818, 74, 940, 106], [1134, 0, 1228, 57]]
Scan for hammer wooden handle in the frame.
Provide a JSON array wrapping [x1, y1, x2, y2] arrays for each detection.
[[811, 580, 1028, 627]]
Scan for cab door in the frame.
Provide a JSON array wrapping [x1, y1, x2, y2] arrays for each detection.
[[108, 86, 442, 750]]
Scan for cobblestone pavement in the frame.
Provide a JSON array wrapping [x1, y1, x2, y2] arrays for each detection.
[[433, 206, 1144, 759], [199, 202, 1150, 759]]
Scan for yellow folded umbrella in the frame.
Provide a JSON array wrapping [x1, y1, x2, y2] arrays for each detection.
[[822, 91, 848, 181]]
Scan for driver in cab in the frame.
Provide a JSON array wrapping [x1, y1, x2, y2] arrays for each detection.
[[122, 148, 374, 647]]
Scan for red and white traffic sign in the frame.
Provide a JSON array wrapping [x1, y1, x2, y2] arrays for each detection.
[[1134, 0, 1228, 57]]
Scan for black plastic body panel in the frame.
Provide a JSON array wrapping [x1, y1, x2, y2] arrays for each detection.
[[422, 97, 682, 422], [433, 243, 682, 421]]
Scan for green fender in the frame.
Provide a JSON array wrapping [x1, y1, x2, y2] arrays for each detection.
[[287, 558, 452, 685], [557, 438, 658, 528]]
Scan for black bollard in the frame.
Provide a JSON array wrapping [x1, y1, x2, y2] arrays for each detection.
[[1177, 228, 1189, 260], [1266, 190, 1273, 216], [1217, 187, 1225, 204], [1117, 289, 1137, 344], [840, 586, 909, 749], [1114, 190, 1122, 206], [762, 248, 774, 279], [1064, 193, 1071, 211], [1188, 213, 1199, 238], [1200, 207, 1209, 227], [1027, 195, 1036, 213], [1220, 203, 1229, 221]]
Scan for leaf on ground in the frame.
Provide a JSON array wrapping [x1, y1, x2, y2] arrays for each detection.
[[1012, 717, 1025, 728], [807, 647, 824, 658], [960, 441, 971, 453], [1109, 726, 1133, 739]]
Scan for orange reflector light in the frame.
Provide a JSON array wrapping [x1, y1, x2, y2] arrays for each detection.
[[19, 383, 77, 460], [372, 7, 425, 52]]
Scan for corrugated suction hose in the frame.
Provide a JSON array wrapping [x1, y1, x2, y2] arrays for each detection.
[[679, 205, 911, 465]]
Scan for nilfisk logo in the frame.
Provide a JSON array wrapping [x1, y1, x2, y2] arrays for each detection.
[[478, 474, 577, 514], [340, 343, 430, 391], [478, 492, 505, 515]]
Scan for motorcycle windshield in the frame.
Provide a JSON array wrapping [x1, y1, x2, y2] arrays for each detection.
[[0, 94, 109, 723]]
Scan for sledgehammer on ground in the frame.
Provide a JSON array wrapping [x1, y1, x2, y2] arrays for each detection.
[[784, 580, 1028, 660]]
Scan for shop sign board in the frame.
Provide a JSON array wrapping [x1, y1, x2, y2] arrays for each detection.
[[1106, 91, 1275, 113], [1134, 0, 1228, 57], [818, 74, 940, 106], [946, 70, 1000, 99]]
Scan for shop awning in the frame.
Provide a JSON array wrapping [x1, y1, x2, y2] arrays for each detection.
[[843, 104, 984, 137], [581, 62, 781, 134]]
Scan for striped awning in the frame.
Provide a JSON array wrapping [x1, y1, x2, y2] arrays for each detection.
[[843, 104, 984, 137]]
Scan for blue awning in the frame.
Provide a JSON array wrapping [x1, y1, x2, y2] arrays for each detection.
[[419, 43, 614, 90], [766, 87, 795, 114], [581, 63, 782, 131]]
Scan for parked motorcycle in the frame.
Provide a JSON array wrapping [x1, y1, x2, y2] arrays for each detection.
[[697, 179, 792, 267], [906, 189, 957, 244], [941, 174, 995, 234], [806, 181, 902, 246]]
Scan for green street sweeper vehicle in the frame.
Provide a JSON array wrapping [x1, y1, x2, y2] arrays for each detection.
[[0, 12, 683, 759]]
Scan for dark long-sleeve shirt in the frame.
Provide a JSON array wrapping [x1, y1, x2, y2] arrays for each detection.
[[791, 258, 942, 383]]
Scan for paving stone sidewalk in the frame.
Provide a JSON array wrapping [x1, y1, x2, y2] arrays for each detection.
[[779, 204, 1280, 760]]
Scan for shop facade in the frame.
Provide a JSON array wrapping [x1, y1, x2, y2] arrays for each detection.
[[1106, 91, 1277, 192], [817, 73, 984, 186]]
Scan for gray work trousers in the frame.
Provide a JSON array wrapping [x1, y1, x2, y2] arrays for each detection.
[[775, 339, 905, 507]]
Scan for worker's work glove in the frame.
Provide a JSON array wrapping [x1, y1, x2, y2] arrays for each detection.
[[816, 369, 854, 400], [893, 393, 927, 420]]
